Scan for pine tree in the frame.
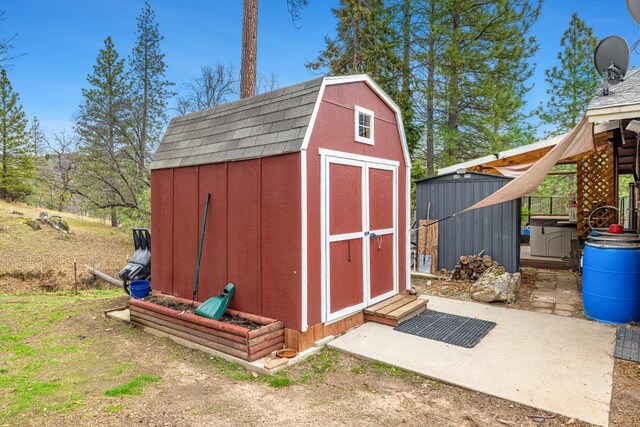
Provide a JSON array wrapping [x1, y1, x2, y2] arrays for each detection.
[[411, 0, 540, 168], [539, 13, 599, 136], [29, 116, 45, 156], [129, 1, 174, 177], [307, 0, 420, 154], [0, 68, 32, 201], [76, 36, 137, 227], [308, 0, 401, 98]]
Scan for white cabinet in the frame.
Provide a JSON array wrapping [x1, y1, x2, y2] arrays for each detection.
[[529, 218, 577, 258]]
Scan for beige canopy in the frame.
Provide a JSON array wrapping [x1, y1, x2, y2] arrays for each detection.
[[464, 117, 595, 212]]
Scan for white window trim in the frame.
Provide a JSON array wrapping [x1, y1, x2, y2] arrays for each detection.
[[354, 105, 374, 145]]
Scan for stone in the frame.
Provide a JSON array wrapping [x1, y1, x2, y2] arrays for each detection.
[[532, 294, 555, 303], [535, 280, 556, 290], [25, 219, 41, 230], [264, 357, 288, 370], [532, 301, 554, 309], [532, 289, 556, 301], [554, 309, 573, 317], [470, 266, 521, 303], [49, 215, 70, 232]]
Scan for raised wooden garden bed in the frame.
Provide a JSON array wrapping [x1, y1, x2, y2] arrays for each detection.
[[129, 295, 284, 361]]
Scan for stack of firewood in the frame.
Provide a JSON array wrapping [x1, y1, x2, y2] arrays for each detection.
[[451, 254, 504, 281]]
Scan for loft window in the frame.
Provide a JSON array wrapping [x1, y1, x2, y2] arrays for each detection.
[[354, 106, 374, 145]]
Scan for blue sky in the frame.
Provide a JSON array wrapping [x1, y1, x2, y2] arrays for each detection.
[[3, 1, 640, 138]]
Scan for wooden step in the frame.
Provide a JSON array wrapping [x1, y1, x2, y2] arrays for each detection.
[[364, 294, 428, 327], [364, 294, 406, 314]]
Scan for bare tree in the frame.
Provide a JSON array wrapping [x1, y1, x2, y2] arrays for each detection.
[[257, 72, 280, 94], [287, 0, 308, 28], [38, 130, 79, 212], [176, 63, 238, 114], [0, 11, 20, 68]]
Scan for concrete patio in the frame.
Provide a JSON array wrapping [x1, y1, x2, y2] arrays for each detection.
[[329, 295, 616, 426]]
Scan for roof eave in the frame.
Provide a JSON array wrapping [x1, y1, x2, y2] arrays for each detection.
[[586, 103, 640, 122], [437, 134, 566, 176]]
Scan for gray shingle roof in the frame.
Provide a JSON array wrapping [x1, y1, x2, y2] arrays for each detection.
[[587, 68, 640, 112], [150, 77, 324, 170]]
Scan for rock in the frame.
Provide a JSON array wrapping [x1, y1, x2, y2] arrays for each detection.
[[470, 266, 520, 303], [38, 211, 70, 233], [49, 215, 70, 232], [25, 219, 41, 230], [11, 210, 24, 216]]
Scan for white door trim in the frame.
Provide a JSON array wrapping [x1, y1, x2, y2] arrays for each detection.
[[321, 149, 399, 323], [319, 148, 400, 167], [300, 149, 308, 331]]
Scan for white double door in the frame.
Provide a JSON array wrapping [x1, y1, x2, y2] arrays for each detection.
[[321, 152, 398, 323]]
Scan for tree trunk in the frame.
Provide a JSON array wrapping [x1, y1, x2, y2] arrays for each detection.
[[110, 207, 118, 228], [401, 0, 411, 102], [352, 7, 361, 71], [240, 0, 258, 99], [445, 11, 460, 165], [426, 0, 436, 176]]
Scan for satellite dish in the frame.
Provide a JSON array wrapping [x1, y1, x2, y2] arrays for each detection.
[[594, 36, 630, 83], [627, 0, 640, 25]]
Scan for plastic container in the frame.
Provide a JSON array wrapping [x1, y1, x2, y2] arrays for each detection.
[[129, 280, 151, 299], [607, 224, 624, 234], [582, 240, 640, 324]]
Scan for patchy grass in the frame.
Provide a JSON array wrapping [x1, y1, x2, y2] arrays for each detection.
[[208, 356, 255, 381], [207, 349, 343, 388], [103, 404, 124, 413], [104, 375, 159, 397], [268, 372, 294, 388], [352, 360, 416, 379], [297, 348, 340, 383], [110, 363, 131, 377], [0, 290, 129, 422]]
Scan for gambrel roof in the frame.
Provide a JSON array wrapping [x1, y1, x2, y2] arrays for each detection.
[[150, 78, 323, 170]]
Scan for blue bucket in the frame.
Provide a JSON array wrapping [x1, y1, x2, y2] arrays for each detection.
[[129, 280, 151, 299]]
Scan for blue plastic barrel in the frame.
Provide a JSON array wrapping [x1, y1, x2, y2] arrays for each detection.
[[582, 241, 640, 324], [129, 280, 151, 299]]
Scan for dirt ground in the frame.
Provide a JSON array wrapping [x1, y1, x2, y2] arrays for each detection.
[[0, 295, 589, 427], [1, 201, 639, 426], [411, 268, 538, 304], [0, 200, 131, 294]]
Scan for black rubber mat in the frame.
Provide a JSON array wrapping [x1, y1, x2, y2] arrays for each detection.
[[614, 327, 640, 363], [394, 310, 496, 348]]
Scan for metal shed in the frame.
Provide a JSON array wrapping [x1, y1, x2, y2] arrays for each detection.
[[149, 75, 410, 351], [415, 170, 521, 273]]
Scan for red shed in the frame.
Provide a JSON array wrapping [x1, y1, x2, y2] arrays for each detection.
[[149, 75, 410, 350]]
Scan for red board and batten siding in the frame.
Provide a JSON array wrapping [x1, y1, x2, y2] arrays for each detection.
[[305, 81, 408, 327], [150, 154, 302, 329]]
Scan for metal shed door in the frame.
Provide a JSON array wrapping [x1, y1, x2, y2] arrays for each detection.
[[322, 154, 398, 323]]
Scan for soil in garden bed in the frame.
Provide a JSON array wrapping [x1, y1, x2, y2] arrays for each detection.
[[143, 296, 262, 330]]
